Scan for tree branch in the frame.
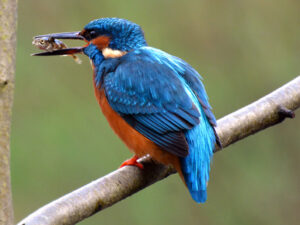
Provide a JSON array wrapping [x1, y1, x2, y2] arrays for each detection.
[[0, 1, 18, 225], [18, 76, 300, 225]]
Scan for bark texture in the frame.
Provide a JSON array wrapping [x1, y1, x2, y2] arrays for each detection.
[[18, 76, 300, 225], [0, 0, 18, 225]]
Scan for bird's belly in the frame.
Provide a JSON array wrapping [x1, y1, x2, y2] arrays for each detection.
[[95, 88, 158, 156], [94, 87, 181, 171]]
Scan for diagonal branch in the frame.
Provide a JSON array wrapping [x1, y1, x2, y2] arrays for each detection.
[[18, 76, 300, 225]]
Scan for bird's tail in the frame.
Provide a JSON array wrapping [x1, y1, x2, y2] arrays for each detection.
[[180, 107, 216, 203]]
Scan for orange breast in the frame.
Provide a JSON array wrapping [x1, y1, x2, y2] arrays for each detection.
[[93, 81, 182, 175]]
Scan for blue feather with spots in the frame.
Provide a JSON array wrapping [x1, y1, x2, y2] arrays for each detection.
[[84, 18, 147, 51]]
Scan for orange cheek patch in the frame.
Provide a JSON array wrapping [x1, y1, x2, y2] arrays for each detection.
[[92, 35, 110, 50]]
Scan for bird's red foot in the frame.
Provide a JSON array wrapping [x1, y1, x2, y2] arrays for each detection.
[[120, 155, 144, 169]]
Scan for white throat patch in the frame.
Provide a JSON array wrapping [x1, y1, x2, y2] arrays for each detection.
[[102, 48, 127, 58]]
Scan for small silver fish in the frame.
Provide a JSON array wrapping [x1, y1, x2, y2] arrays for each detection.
[[32, 37, 82, 64]]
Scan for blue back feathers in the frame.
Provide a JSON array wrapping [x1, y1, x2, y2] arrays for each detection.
[[83, 18, 218, 203]]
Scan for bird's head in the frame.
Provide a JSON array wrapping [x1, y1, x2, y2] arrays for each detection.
[[33, 18, 147, 60]]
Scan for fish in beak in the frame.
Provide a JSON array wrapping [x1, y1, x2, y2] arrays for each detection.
[[32, 31, 85, 56]]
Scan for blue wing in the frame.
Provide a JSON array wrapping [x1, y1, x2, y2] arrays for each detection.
[[101, 47, 216, 157]]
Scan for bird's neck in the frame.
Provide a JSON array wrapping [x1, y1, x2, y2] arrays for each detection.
[[84, 44, 105, 68], [91, 52, 122, 88], [84, 43, 126, 87], [91, 53, 105, 88], [85, 43, 127, 66]]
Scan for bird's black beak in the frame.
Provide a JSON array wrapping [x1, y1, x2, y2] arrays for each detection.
[[32, 31, 85, 56]]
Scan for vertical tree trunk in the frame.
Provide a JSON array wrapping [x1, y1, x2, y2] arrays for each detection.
[[0, 0, 18, 224]]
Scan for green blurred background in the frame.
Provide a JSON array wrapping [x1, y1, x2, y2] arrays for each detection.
[[12, 0, 300, 224]]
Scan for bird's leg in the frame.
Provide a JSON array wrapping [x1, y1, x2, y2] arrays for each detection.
[[120, 155, 144, 169]]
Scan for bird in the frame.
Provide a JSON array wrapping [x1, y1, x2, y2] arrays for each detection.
[[33, 18, 220, 203]]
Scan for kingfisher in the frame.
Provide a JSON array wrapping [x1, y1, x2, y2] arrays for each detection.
[[33, 18, 220, 203]]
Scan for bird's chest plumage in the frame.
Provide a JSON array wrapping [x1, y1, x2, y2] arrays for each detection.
[[92, 72, 181, 172], [92, 67, 154, 153], [93, 84, 153, 155]]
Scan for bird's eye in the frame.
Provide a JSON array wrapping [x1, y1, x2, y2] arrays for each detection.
[[84, 30, 97, 40], [90, 30, 97, 38]]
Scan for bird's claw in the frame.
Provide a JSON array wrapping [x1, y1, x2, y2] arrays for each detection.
[[120, 155, 144, 169]]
